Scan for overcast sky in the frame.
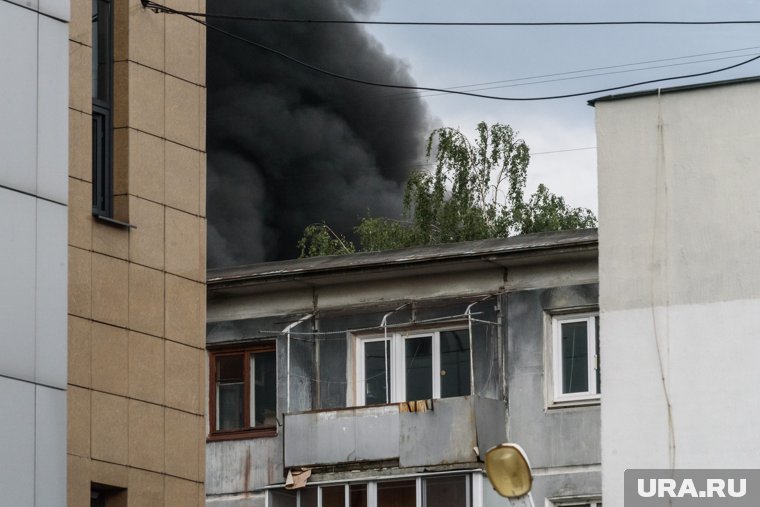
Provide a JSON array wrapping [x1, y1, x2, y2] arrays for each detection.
[[362, 0, 760, 214]]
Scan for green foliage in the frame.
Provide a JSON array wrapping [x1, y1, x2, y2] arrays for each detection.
[[297, 122, 596, 257], [520, 184, 597, 234], [297, 223, 356, 258]]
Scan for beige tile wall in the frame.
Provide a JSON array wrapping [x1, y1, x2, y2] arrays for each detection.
[[68, 0, 206, 505]]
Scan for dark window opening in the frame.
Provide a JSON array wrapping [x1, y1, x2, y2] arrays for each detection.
[[92, 0, 113, 217]]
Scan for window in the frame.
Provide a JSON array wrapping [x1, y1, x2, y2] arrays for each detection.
[[92, 0, 113, 217], [549, 499, 602, 507], [269, 474, 472, 507], [550, 313, 600, 404], [356, 328, 471, 406], [90, 485, 126, 507], [209, 344, 277, 439]]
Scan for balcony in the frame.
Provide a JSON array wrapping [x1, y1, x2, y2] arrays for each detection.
[[283, 396, 506, 469]]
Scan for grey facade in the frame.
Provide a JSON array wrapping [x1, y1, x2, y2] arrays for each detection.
[[0, 0, 69, 505], [205, 230, 601, 507]]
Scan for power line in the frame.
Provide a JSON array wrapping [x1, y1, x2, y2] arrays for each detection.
[[409, 52, 760, 100], [388, 45, 760, 100], [144, 1, 760, 102], [142, 4, 760, 26]]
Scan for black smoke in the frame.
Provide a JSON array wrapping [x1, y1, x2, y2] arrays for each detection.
[[206, 0, 432, 266]]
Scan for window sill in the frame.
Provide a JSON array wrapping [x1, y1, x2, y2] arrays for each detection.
[[546, 396, 600, 410], [93, 212, 136, 229], [207, 427, 278, 442]]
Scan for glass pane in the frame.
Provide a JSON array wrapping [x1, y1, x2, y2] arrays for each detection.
[[217, 382, 244, 430], [93, 0, 111, 103], [216, 354, 244, 381], [301, 487, 318, 507], [252, 351, 277, 426], [364, 340, 391, 405], [425, 475, 468, 507], [271, 489, 298, 507], [440, 330, 471, 398], [321, 485, 345, 507], [377, 480, 416, 507], [349, 483, 367, 507], [561, 321, 588, 393], [270, 489, 297, 507], [406, 336, 433, 401]]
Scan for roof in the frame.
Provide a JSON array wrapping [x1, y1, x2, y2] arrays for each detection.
[[587, 75, 760, 106], [207, 228, 598, 288]]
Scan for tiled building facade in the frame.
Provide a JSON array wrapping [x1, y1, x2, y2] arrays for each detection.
[[66, 0, 207, 505]]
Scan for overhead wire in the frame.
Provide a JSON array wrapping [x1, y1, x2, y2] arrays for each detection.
[[141, 4, 760, 26], [386, 45, 760, 100], [143, 1, 760, 102]]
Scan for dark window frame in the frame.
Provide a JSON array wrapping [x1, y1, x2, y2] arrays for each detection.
[[92, 0, 114, 218], [208, 342, 278, 441]]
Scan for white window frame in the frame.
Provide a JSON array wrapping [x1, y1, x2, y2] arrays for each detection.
[[267, 473, 473, 507], [546, 498, 601, 507], [355, 327, 469, 406], [550, 313, 599, 404]]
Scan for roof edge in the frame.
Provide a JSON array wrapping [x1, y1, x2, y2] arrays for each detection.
[[587, 75, 760, 106]]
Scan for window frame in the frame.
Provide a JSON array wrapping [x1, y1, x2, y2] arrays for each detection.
[[547, 497, 602, 507], [549, 312, 600, 405], [355, 326, 471, 406], [268, 472, 475, 507], [92, 0, 114, 219], [208, 342, 278, 441]]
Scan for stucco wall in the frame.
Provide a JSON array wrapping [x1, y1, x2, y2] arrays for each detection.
[[506, 284, 601, 504], [596, 80, 760, 505]]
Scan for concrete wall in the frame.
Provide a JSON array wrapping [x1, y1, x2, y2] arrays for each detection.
[[0, 1, 69, 505], [506, 284, 601, 504], [66, 0, 208, 504], [596, 80, 760, 505]]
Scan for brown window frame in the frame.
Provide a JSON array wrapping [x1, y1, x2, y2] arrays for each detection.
[[208, 342, 277, 441]]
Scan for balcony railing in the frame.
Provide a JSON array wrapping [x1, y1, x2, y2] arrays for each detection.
[[283, 396, 506, 469]]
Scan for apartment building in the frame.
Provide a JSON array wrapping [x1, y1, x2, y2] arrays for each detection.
[[66, 0, 207, 505], [593, 76, 760, 505], [0, 0, 69, 505], [205, 230, 601, 507]]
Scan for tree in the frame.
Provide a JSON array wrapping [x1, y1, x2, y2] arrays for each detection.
[[298, 122, 596, 257]]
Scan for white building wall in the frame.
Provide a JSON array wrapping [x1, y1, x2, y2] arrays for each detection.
[[0, 0, 69, 505], [595, 80, 760, 505]]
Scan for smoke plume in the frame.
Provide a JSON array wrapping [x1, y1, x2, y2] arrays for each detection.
[[207, 0, 432, 266]]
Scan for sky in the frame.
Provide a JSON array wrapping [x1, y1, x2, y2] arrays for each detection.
[[363, 0, 760, 213], [205, 0, 760, 266]]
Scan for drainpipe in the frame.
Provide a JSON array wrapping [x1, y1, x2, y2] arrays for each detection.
[[282, 314, 313, 414], [379, 311, 394, 404], [465, 301, 477, 397]]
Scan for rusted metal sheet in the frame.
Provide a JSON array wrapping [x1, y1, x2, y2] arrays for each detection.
[[283, 397, 507, 470], [206, 437, 284, 495], [399, 396, 478, 467], [284, 405, 400, 468]]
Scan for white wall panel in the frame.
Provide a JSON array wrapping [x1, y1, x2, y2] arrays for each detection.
[[3, 0, 40, 10], [39, 0, 69, 21], [0, 377, 35, 506], [37, 13, 69, 204], [0, 188, 37, 382], [35, 199, 67, 388], [0, 2, 38, 194], [35, 385, 67, 507]]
